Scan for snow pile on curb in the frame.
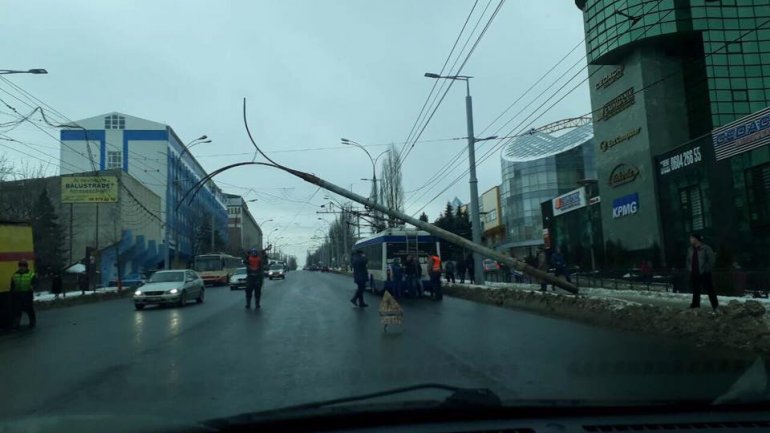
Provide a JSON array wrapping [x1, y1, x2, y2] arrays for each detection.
[[445, 285, 770, 354], [33, 286, 131, 310]]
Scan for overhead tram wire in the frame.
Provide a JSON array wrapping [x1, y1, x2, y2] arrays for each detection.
[[414, 7, 675, 215], [403, 4, 649, 206], [0, 81, 188, 185], [415, 6, 770, 216], [411, 2, 673, 215], [399, 0, 480, 158], [399, 1, 505, 169]]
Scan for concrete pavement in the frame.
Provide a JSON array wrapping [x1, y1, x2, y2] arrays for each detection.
[[0, 271, 760, 424]]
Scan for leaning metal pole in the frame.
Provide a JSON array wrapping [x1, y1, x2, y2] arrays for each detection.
[[284, 168, 578, 294]]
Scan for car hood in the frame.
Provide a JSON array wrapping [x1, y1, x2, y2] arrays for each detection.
[[138, 282, 183, 292]]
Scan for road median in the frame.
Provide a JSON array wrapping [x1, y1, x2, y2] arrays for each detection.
[[444, 284, 770, 354]]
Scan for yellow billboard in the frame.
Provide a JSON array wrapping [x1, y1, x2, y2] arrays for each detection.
[[61, 176, 119, 203]]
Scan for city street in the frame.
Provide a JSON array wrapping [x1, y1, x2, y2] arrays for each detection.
[[0, 271, 759, 423]]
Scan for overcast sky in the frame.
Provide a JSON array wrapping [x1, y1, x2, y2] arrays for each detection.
[[1, 0, 590, 262]]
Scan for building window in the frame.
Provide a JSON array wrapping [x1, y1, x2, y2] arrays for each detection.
[[107, 150, 122, 169], [104, 114, 125, 130], [679, 186, 705, 233], [746, 163, 770, 227], [732, 89, 749, 101]]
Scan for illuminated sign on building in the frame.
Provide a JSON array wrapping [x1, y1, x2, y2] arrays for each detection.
[[595, 65, 624, 91], [600, 127, 642, 152], [659, 145, 702, 175], [612, 192, 639, 219], [608, 163, 640, 187], [552, 187, 587, 216], [600, 88, 635, 121], [713, 106, 770, 161]]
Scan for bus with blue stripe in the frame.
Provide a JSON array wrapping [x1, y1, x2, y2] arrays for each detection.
[[353, 228, 440, 295]]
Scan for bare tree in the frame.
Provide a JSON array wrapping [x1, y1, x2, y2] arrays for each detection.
[[0, 154, 14, 182], [378, 144, 404, 228], [15, 160, 49, 180]]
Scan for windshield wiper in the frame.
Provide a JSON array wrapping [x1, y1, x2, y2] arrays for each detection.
[[276, 383, 501, 412]]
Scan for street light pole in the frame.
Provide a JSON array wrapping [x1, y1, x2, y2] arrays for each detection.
[[341, 138, 389, 232], [425, 73, 485, 284], [173, 135, 210, 267], [0, 69, 47, 75]]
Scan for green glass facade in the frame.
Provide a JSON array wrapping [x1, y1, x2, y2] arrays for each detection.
[[578, 0, 770, 269], [579, 0, 770, 131]]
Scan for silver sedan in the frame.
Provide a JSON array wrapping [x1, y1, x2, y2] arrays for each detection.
[[133, 270, 205, 310]]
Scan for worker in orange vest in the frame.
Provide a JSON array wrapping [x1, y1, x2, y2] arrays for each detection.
[[428, 253, 443, 301]]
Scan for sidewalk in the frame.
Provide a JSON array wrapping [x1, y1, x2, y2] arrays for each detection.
[[447, 280, 770, 313]]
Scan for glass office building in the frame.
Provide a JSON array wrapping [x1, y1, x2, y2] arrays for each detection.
[[575, 0, 770, 267], [499, 123, 596, 259]]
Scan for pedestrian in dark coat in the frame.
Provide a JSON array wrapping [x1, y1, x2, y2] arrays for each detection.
[[351, 250, 369, 307], [465, 254, 475, 284], [444, 259, 456, 284], [457, 257, 467, 284], [537, 249, 549, 291], [687, 233, 718, 311], [51, 271, 63, 299]]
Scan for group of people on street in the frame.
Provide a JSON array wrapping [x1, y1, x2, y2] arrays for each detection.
[[536, 247, 571, 291]]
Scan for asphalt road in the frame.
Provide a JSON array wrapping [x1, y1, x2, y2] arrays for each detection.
[[0, 271, 761, 423]]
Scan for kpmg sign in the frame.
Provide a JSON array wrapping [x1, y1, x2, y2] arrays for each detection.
[[612, 192, 639, 219], [713, 106, 770, 161], [552, 187, 586, 216]]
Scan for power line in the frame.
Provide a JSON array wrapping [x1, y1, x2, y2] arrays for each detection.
[[399, 0, 480, 158], [399, 1, 505, 169], [406, 2, 666, 212], [414, 6, 769, 216]]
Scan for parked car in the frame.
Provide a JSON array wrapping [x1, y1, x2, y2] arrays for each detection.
[[229, 267, 248, 290], [267, 264, 286, 280], [133, 270, 204, 310]]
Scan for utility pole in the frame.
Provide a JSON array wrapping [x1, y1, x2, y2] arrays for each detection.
[[464, 80, 485, 286], [211, 213, 215, 252]]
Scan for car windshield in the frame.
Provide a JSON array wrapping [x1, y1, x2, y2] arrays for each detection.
[[3, 0, 770, 428], [148, 272, 184, 283]]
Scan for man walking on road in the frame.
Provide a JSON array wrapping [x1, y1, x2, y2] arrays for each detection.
[[444, 258, 456, 284], [351, 249, 369, 308], [243, 247, 266, 309], [537, 248, 549, 291], [465, 254, 475, 284], [10, 260, 36, 329], [687, 233, 719, 311], [428, 252, 443, 301]]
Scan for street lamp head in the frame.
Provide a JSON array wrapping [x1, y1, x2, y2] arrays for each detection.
[[28, 69, 47, 74], [201, 139, 212, 144], [341, 138, 350, 143], [197, 135, 208, 140], [424, 72, 441, 78]]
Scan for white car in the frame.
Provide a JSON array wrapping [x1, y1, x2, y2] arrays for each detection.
[[267, 264, 285, 280], [133, 270, 204, 310], [229, 267, 248, 290]]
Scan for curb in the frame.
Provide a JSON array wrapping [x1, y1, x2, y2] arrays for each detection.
[[445, 285, 770, 354]]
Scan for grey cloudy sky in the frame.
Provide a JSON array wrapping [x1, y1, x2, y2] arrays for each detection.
[[2, 0, 590, 261]]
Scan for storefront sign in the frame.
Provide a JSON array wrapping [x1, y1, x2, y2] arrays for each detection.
[[552, 187, 586, 216], [600, 88, 635, 121], [595, 65, 624, 91], [713, 106, 770, 161], [600, 127, 642, 152], [61, 176, 119, 203], [659, 146, 702, 175], [612, 192, 639, 219], [589, 196, 601, 205], [608, 163, 640, 187]]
